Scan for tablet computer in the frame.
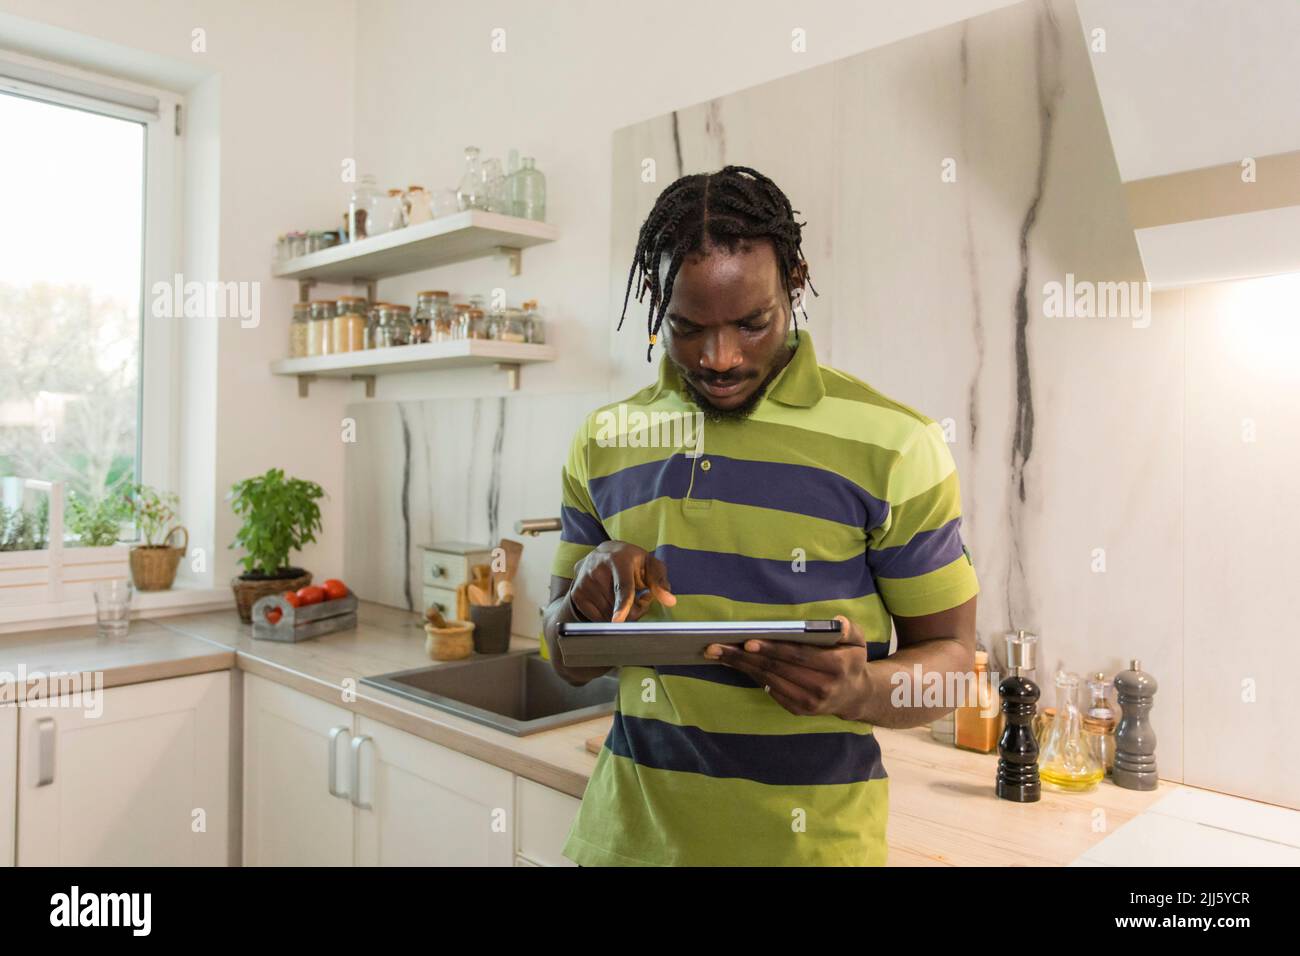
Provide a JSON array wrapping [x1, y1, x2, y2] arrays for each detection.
[[556, 619, 843, 667]]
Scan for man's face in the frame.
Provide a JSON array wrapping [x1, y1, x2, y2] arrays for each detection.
[[662, 240, 794, 419]]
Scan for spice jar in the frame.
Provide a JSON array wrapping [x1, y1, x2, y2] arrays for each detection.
[[522, 299, 545, 343], [392, 305, 412, 345], [307, 300, 336, 356], [451, 303, 471, 339], [333, 296, 368, 353], [412, 292, 439, 344], [499, 307, 528, 343], [430, 291, 454, 342], [289, 302, 311, 358], [466, 307, 488, 340]]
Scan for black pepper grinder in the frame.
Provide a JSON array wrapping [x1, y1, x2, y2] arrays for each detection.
[[1113, 659, 1158, 790], [996, 630, 1041, 802]]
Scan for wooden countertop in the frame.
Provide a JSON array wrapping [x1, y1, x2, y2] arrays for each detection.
[[4, 602, 1177, 865]]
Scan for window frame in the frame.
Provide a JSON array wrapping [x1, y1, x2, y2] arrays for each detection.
[[0, 48, 183, 514]]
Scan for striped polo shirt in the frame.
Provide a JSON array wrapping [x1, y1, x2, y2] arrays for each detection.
[[550, 331, 978, 866]]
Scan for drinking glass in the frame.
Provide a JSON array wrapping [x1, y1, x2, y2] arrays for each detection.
[[93, 580, 133, 639]]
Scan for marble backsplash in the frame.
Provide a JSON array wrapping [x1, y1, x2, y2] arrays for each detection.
[[343, 391, 607, 639]]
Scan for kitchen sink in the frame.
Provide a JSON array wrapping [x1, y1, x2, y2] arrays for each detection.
[[361, 651, 618, 736]]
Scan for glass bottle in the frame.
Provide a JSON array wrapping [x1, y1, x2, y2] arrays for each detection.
[[347, 174, 378, 242], [514, 156, 546, 221], [955, 650, 1001, 753], [482, 158, 507, 213], [1085, 672, 1118, 775], [307, 300, 336, 357], [1038, 672, 1104, 791], [457, 146, 486, 211], [289, 301, 311, 358]]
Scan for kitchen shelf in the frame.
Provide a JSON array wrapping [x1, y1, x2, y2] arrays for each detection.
[[271, 340, 558, 396], [272, 210, 558, 283]]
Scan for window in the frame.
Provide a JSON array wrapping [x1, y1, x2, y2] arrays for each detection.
[[0, 53, 179, 538]]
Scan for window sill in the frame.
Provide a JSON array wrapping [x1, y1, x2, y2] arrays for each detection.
[[0, 584, 233, 635]]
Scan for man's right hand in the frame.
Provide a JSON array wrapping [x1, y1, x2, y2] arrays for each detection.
[[570, 541, 677, 622]]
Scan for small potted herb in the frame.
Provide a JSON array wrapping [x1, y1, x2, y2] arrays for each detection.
[[66, 492, 124, 547], [120, 484, 187, 591], [228, 468, 324, 622]]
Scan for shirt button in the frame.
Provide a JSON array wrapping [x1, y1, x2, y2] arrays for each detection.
[[700, 459, 711, 472]]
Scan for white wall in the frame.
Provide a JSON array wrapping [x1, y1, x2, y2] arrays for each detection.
[[349, 0, 1026, 405], [0, 0, 357, 584]]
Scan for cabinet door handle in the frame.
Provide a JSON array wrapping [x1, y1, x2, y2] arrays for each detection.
[[350, 733, 373, 810], [328, 725, 351, 799], [36, 717, 55, 787]]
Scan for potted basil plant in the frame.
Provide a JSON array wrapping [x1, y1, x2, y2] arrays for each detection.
[[228, 468, 324, 622]]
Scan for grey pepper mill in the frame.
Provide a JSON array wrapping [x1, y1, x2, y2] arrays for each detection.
[[1112, 659, 1158, 790]]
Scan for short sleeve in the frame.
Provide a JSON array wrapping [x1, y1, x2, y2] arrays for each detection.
[[550, 416, 609, 580], [868, 421, 979, 617]]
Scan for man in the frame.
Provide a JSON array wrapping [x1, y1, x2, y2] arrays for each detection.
[[542, 165, 978, 866]]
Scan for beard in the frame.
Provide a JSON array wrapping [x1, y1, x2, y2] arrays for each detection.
[[672, 346, 792, 422]]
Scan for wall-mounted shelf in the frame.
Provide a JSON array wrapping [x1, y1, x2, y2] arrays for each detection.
[[272, 210, 558, 284], [270, 340, 557, 396]]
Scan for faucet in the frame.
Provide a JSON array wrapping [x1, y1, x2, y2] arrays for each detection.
[[515, 517, 561, 536]]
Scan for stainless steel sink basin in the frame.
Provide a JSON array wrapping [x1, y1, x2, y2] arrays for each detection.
[[361, 651, 618, 736]]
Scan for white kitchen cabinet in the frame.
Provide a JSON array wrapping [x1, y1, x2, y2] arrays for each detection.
[[354, 715, 514, 866], [242, 672, 355, 866], [1, 704, 14, 867], [515, 777, 580, 867], [17, 671, 229, 866]]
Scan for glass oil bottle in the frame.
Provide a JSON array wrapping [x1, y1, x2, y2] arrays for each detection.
[[1038, 671, 1104, 791]]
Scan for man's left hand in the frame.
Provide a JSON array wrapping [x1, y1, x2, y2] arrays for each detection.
[[704, 615, 874, 721]]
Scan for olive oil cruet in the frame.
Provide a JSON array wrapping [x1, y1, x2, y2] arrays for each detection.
[[1038, 670, 1104, 791]]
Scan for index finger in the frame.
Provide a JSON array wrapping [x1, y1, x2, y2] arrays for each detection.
[[644, 554, 677, 607], [609, 561, 640, 622]]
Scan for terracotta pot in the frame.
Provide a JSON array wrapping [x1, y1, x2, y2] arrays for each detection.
[[231, 568, 311, 623]]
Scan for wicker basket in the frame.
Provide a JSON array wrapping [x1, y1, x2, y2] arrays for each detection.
[[231, 568, 312, 623], [129, 526, 188, 591]]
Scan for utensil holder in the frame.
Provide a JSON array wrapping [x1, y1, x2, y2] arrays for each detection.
[[469, 603, 512, 654]]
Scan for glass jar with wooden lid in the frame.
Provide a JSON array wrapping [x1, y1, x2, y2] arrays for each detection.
[[466, 307, 488, 340], [332, 296, 368, 353], [307, 300, 336, 356], [289, 301, 311, 358]]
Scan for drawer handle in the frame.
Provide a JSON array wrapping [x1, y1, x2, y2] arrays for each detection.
[[328, 725, 351, 799], [350, 734, 373, 810], [429, 564, 447, 579], [36, 717, 55, 787]]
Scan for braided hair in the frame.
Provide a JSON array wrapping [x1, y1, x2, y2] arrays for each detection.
[[618, 165, 818, 362]]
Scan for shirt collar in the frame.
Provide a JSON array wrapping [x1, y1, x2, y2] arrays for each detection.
[[649, 329, 825, 409]]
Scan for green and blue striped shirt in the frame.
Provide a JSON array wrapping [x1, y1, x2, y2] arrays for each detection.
[[551, 331, 978, 866]]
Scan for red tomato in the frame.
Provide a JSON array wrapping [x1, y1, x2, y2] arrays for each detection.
[[266, 607, 283, 624], [296, 585, 326, 606], [282, 591, 303, 608], [322, 579, 348, 601]]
